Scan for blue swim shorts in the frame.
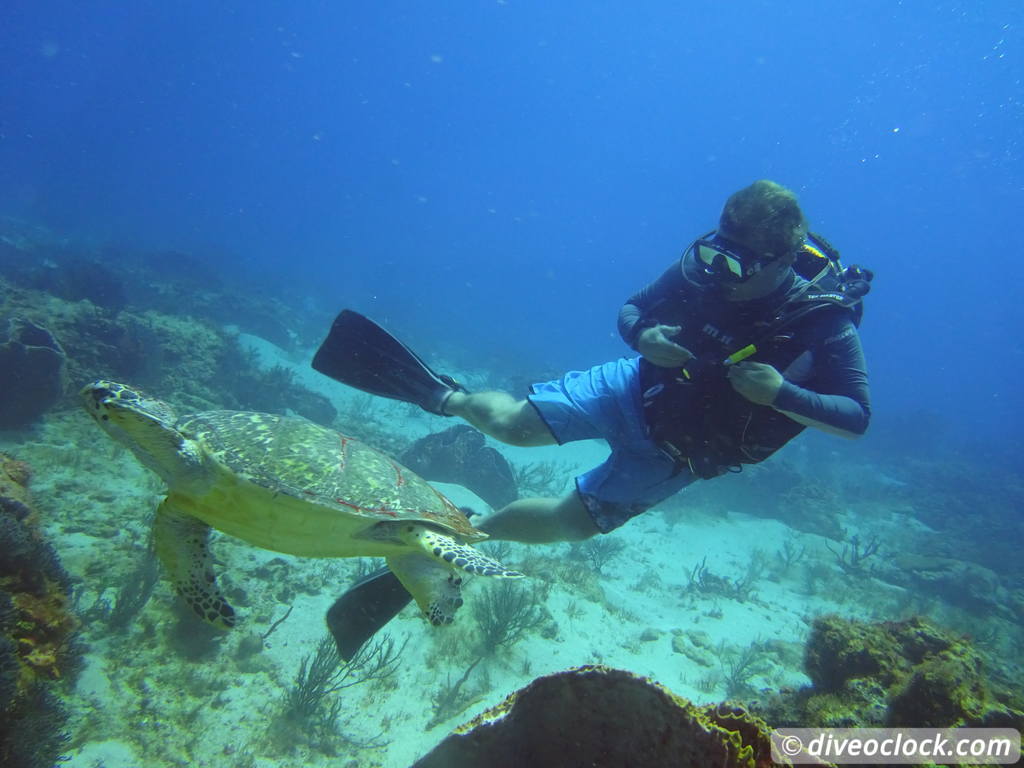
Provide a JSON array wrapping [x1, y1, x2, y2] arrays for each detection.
[[528, 357, 696, 533]]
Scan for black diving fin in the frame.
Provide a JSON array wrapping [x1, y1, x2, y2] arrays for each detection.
[[311, 309, 466, 415], [326, 565, 411, 661]]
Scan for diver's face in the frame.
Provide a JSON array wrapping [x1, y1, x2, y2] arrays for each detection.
[[720, 246, 796, 301]]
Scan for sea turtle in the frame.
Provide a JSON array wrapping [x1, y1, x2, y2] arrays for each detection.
[[80, 380, 522, 630]]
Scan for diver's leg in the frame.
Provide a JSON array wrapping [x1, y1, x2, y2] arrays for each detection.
[[444, 391, 556, 447], [477, 491, 598, 543]]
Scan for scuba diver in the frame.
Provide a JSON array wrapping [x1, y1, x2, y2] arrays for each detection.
[[313, 179, 872, 658]]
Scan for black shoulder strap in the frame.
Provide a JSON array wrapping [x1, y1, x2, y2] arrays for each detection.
[[744, 257, 867, 355]]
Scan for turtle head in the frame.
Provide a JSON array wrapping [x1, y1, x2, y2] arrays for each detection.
[[81, 380, 195, 483]]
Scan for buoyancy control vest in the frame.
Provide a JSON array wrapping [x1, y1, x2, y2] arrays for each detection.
[[639, 232, 871, 479]]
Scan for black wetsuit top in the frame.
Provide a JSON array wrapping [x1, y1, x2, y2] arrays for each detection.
[[618, 252, 871, 477]]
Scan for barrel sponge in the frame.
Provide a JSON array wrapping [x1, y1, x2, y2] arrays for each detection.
[[0, 316, 68, 429], [413, 665, 782, 768]]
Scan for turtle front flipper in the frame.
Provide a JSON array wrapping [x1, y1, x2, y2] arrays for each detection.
[[385, 552, 464, 626], [387, 524, 524, 624], [154, 498, 237, 629]]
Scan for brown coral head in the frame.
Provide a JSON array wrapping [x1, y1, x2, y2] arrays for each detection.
[[0, 452, 32, 487]]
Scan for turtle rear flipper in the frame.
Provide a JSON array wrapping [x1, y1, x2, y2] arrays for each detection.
[[387, 526, 524, 625], [154, 499, 237, 629]]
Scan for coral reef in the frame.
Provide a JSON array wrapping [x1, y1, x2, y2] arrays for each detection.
[[0, 270, 336, 428], [77, 535, 161, 632], [401, 425, 518, 510], [894, 457, 1024, 585], [824, 532, 880, 575], [774, 478, 846, 540], [518, 550, 607, 606], [0, 452, 81, 767], [0, 273, 228, 406], [1, 221, 318, 351], [32, 256, 128, 315], [686, 555, 763, 603], [512, 459, 573, 498], [0, 221, 331, 423], [269, 633, 404, 755], [218, 352, 338, 426], [875, 552, 1011, 618], [471, 580, 547, 657], [755, 615, 1024, 732], [719, 640, 776, 701], [572, 537, 627, 575], [674, 461, 845, 539], [0, 230, 127, 315], [413, 665, 789, 768], [0, 316, 68, 429], [424, 580, 548, 731], [427, 657, 487, 731]]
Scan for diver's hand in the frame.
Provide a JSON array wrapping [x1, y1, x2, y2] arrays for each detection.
[[637, 325, 693, 368], [727, 361, 784, 405]]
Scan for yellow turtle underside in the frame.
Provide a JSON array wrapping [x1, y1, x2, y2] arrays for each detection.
[[178, 410, 483, 548], [167, 472, 436, 559]]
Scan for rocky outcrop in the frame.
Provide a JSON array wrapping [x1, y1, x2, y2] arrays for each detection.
[[756, 615, 1024, 732]]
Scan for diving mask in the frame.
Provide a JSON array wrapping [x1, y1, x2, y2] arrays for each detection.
[[691, 232, 783, 283]]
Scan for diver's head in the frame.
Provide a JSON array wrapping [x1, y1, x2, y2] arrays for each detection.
[[719, 179, 807, 260], [693, 180, 807, 299]]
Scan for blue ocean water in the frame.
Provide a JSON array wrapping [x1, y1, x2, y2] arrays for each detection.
[[3, 1, 1021, 456], [1, 3, 1022, 765]]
